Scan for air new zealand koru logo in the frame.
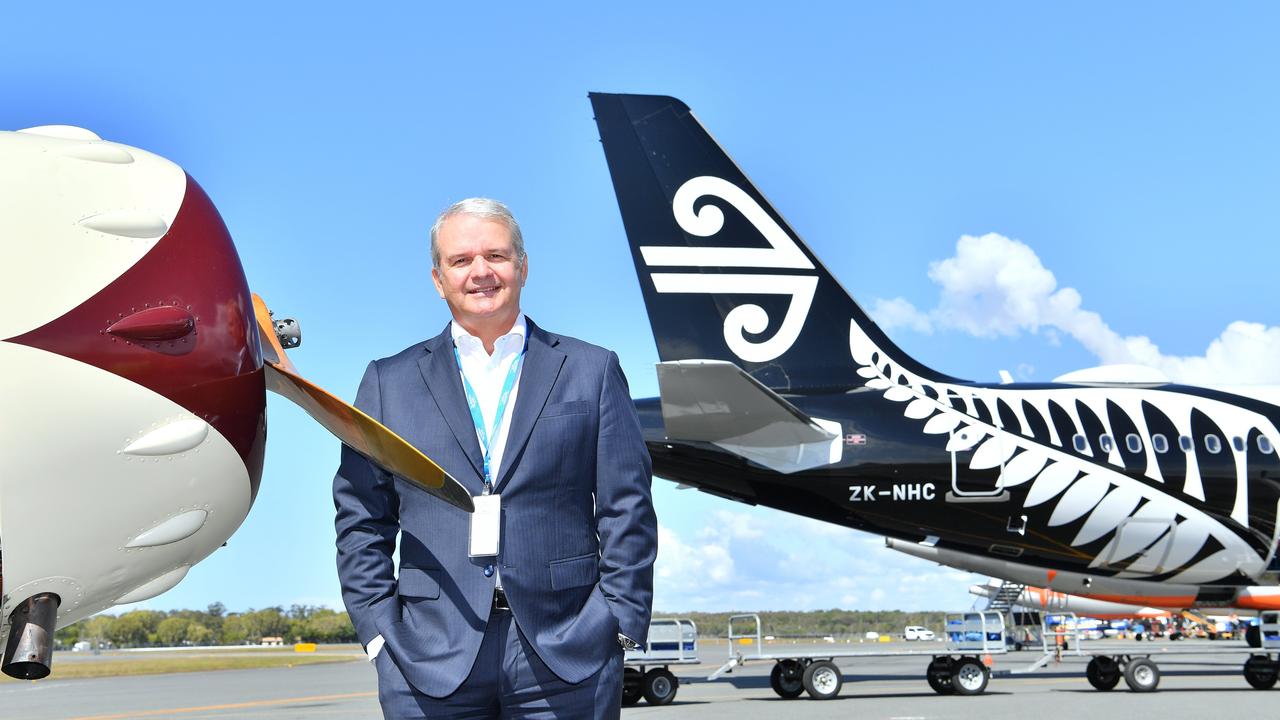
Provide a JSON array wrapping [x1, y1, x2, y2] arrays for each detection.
[[641, 176, 817, 363]]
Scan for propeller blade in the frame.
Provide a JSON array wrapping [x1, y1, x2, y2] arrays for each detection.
[[252, 294, 473, 513]]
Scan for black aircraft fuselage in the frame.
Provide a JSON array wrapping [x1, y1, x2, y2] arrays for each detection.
[[635, 385, 1280, 587]]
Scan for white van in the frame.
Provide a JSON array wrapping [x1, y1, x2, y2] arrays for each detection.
[[904, 626, 935, 641]]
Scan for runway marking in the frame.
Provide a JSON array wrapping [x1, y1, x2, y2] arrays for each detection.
[[67, 691, 377, 719]]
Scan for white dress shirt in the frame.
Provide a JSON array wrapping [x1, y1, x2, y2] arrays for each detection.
[[450, 313, 527, 485]]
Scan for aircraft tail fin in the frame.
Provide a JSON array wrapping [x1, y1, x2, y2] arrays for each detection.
[[589, 92, 954, 391]]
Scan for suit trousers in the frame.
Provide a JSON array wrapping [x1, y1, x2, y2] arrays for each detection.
[[375, 608, 623, 719]]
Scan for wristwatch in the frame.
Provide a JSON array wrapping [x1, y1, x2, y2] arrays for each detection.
[[618, 633, 640, 650]]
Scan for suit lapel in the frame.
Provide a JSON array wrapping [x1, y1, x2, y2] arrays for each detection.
[[416, 326, 485, 483], [494, 319, 565, 492]]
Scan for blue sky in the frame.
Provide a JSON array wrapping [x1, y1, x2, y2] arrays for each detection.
[[5, 4, 1278, 614]]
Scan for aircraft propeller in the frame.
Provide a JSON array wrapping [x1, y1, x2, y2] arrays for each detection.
[[251, 294, 473, 513]]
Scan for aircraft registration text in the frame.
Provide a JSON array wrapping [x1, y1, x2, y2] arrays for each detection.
[[848, 483, 937, 502]]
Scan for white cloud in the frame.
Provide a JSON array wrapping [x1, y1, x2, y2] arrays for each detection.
[[870, 297, 934, 334], [704, 509, 767, 541], [656, 525, 732, 585], [928, 233, 1060, 338], [652, 506, 986, 613], [874, 232, 1280, 385]]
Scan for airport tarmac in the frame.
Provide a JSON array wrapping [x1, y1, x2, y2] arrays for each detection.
[[3, 639, 1279, 718]]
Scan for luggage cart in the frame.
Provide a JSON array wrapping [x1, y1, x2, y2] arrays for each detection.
[[1047, 609, 1280, 692], [622, 618, 699, 706], [709, 611, 1016, 699], [929, 611, 1009, 695]]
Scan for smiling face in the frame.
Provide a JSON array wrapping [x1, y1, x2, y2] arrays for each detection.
[[431, 213, 528, 344]]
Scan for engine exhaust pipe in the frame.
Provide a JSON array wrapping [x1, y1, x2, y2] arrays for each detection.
[[3, 593, 60, 679]]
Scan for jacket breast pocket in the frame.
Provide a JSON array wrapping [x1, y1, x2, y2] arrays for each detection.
[[397, 567, 442, 600], [548, 553, 599, 590], [540, 400, 591, 418]]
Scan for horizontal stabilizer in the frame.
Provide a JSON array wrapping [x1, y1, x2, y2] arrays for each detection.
[[657, 360, 841, 473]]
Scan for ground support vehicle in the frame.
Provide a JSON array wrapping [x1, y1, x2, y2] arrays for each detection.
[[710, 612, 1039, 699], [904, 625, 936, 641], [1031, 610, 1280, 693], [622, 618, 699, 706]]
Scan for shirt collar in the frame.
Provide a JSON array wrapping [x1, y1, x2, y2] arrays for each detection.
[[451, 313, 527, 353]]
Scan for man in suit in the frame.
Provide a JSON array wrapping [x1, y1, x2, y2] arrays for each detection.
[[334, 198, 657, 718]]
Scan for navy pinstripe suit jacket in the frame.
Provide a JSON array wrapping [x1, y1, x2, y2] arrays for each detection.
[[334, 318, 657, 698]]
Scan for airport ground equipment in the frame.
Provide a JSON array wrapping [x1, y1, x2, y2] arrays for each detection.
[[710, 612, 1027, 699], [708, 610, 1279, 697], [985, 581, 1028, 616], [1005, 610, 1280, 692], [979, 579, 1046, 649], [1004, 610, 1047, 650], [904, 625, 936, 641], [622, 618, 699, 706]]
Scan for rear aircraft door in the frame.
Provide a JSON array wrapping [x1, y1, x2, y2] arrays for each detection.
[[948, 429, 1009, 501]]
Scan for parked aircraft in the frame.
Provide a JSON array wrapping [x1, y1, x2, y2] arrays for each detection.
[[968, 579, 1172, 620], [590, 92, 1280, 615], [968, 578, 1271, 645], [0, 126, 470, 679]]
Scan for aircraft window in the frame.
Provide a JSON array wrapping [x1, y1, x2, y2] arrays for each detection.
[[1179, 435, 1194, 452], [1152, 434, 1169, 453], [1098, 434, 1114, 453], [1125, 434, 1142, 453], [1260, 436, 1275, 454], [1205, 435, 1222, 454], [1073, 434, 1089, 453], [1233, 436, 1246, 452]]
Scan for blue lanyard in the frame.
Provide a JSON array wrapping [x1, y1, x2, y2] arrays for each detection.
[[454, 341, 526, 493]]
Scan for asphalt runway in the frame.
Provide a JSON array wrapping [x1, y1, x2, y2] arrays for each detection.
[[5, 639, 1280, 719]]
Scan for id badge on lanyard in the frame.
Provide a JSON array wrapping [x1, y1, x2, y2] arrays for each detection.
[[456, 342, 524, 560], [469, 493, 501, 557]]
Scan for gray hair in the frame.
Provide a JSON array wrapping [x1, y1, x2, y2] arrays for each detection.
[[429, 197, 525, 269]]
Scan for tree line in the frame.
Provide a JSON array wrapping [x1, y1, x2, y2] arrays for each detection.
[[660, 609, 954, 638], [55, 606, 954, 649], [54, 603, 357, 649]]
